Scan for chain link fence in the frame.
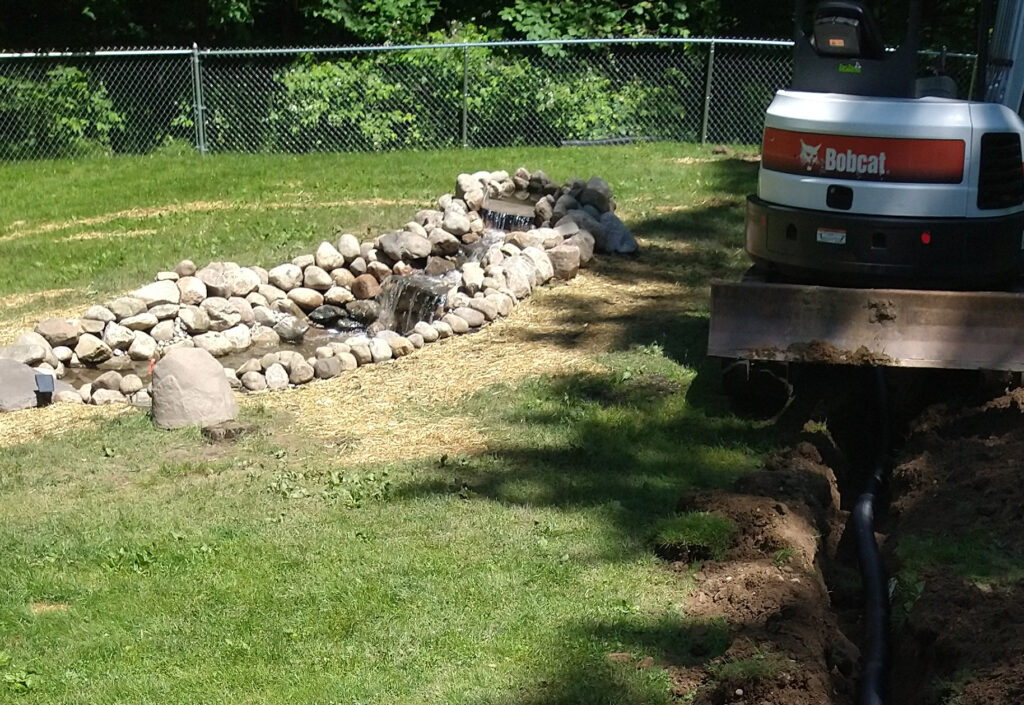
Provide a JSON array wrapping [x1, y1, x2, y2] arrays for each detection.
[[0, 39, 977, 161]]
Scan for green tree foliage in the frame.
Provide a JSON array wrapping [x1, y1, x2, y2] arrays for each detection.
[[497, 0, 691, 42], [257, 44, 695, 152], [0, 66, 124, 159], [0, 0, 983, 48], [305, 0, 443, 43]]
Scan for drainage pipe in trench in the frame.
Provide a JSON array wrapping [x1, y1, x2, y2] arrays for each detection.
[[853, 367, 891, 705]]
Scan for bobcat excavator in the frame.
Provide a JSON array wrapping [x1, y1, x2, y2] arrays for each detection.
[[708, 0, 1024, 372]]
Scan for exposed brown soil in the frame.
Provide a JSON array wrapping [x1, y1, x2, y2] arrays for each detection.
[[664, 442, 858, 705], [674, 370, 1024, 704], [886, 385, 1024, 705]]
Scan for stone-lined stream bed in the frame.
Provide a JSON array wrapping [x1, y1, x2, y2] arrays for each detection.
[[0, 167, 636, 411]]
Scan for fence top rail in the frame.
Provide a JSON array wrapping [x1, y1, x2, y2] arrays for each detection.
[[0, 36, 795, 61], [198, 37, 797, 56], [0, 36, 976, 61], [0, 47, 194, 59]]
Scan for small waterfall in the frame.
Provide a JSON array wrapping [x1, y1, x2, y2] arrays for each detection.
[[461, 229, 506, 264], [480, 195, 537, 232], [482, 209, 536, 232], [375, 273, 451, 334]]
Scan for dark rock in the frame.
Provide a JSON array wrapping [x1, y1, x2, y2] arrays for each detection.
[[425, 256, 457, 276], [273, 315, 310, 343], [308, 305, 347, 327], [314, 357, 343, 379]]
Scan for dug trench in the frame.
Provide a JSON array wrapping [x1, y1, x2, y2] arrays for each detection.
[[664, 364, 1024, 705]]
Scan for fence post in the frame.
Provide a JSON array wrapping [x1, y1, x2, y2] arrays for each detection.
[[701, 40, 715, 144], [191, 42, 208, 154], [461, 45, 469, 148]]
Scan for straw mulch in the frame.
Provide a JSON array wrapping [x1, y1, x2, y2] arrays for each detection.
[[0, 261, 686, 462]]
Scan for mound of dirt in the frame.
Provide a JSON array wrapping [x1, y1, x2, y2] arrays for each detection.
[[668, 443, 858, 705], [886, 386, 1024, 705]]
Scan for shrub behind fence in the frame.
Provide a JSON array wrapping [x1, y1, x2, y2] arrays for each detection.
[[0, 39, 976, 160]]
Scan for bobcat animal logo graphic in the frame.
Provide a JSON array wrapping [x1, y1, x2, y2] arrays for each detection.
[[799, 140, 822, 170]]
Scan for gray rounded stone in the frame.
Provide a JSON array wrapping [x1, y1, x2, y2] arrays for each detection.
[[265, 363, 289, 390], [241, 371, 268, 391], [441, 313, 469, 334], [91, 388, 128, 406], [289, 361, 315, 384], [268, 263, 303, 292], [151, 347, 239, 430]]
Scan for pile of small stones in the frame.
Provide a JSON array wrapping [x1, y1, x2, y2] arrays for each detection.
[[2, 168, 632, 407]]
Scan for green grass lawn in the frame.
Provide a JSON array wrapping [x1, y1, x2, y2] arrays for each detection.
[[0, 144, 754, 309], [0, 144, 770, 703]]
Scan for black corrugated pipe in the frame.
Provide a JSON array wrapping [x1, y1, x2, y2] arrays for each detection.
[[853, 367, 890, 705]]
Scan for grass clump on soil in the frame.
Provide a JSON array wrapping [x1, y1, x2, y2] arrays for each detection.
[[709, 649, 785, 683], [652, 512, 737, 562], [895, 531, 1024, 584], [0, 144, 773, 703]]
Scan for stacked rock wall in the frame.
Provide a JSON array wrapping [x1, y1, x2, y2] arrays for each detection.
[[0, 168, 635, 411]]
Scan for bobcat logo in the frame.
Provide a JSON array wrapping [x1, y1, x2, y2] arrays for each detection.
[[799, 140, 822, 171]]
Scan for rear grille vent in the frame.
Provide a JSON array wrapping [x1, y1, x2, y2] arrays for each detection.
[[977, 132, 1024, 210]]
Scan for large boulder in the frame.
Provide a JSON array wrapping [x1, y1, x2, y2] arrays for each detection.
[[0, 344, 48, 367], [0, 359, 74, 411], [75, 334, 113, 363], [315, 241, 346, 271], [268, 263, 303, 292], [102, 322, 136, 350], [565, 231, 596, 267], [273, 315, 309, 343], [578, 176, 614, 213], [196, 262, 236, 298], [548, 243, 582, 280], [177, 276, 208, 305], [107, 296, 147, 321], [336, 233, 361, 262], [599, 211, 638, 254], [502, 255, 536, 299], [200, 297, 242, 331], [303, 265, 333, 292], [287, 287, 325, 311], [521, 246, 554, 285], [151, 347, 238, 430]]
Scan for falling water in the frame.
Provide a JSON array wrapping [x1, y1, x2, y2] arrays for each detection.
[[480, 194, 537, 232], [375, 273, 453, 334], [461, 229, 506, 264], [481, 209, 536, 232]]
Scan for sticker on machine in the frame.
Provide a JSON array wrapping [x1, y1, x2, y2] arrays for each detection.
[[761, 127, 965, 183], [816, 228, 847, 245]]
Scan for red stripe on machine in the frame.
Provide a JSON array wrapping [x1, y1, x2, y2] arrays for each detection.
[[761, 127, 965, 183]]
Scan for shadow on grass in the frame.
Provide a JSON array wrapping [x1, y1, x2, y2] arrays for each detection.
[[393, 365, 774, 554], [466, 617, 734, 705], [391, 162, 776, 702], [393, 157, 772, 547]]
